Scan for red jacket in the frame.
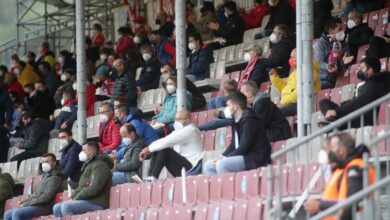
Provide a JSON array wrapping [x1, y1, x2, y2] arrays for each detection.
[[85, 84, 96, 117], [6, 80, 24, 99], [98, 118, 121, 152], [242, 4, 270, 29], [93, 33, 105, 48], [116, 36, 135, 58]]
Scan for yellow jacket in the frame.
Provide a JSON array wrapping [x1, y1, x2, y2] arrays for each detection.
[[270, 62, 321, 106], [17, 64, 40, 86]]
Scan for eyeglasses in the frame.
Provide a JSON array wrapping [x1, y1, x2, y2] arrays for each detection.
[[99, 110, 111, 115], [58, 135, 68, 139]]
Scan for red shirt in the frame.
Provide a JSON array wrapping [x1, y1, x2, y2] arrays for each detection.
[[163, 42, 176, 66], [93, 33, 106, 48], [85, 84, 96, 117], [99, 118, 121, 152], [242, 4, 270, 29], [100, 79, 115, 96], [116, 36, 135, 58], [6, 80, 24, 99]]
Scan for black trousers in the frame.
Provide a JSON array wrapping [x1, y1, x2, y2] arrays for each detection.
[[0, 129, 10, 163], [11, 151, 41, 168], [319, 99, 339, 117], [148, 148, 192, 179]]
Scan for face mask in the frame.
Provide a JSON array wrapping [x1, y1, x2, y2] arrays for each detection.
[[174, 121, 185, 130], [188, 42, 196, 51], [61, 74, 68, 82], [243, 52, 252, 62], [224, 107, 233, 119], [161, 74, 170, 82], [111, 68, 119, 77], [134, 36, 141, 44], [318, 149, 328, 165], [357, 69, 366, 80], [61, 98, 66, 106], [155, 18, 161, 25], [41, 163, 52, 173], [347, 20, 357, 29], [166, 85, 176, 94], [59, 139, 69, 150], [328, 151, 344, 169], [289, 57, 296, 69], [58, 56, 65, 65], [100, 114, 109, 123], [335, 31, 345, 41], [78, 151, 88, 162], [100, 54, 107, 61], [270, 33, 278, 44], [72, 83, 77, 91], [14, 68, 20, 75], [224, 11, 229, 18], [122, 137, 133, 146], [142, 53, 152, 61], [268, 0, 275, 6]]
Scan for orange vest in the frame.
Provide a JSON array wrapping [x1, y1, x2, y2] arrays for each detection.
[[321, 169, 343, 220]]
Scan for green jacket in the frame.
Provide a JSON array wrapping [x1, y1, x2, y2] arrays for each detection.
[[72, 154, 114, 208], [0, 173, 14, 217], [114, 137, 146, 182], [23, 165, 64, 215]]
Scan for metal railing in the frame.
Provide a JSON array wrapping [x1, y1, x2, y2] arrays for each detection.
[[267, 93, 390, 219]]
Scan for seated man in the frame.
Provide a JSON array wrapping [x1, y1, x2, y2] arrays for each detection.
[[98, 102, 121, 153], [4, 153, 63, 220], [269, 48, 321, 117], [53, 88, 77, 130], [53, 142, 114, 217], [186, 32, 214, 81], [320, 57, 390, 128], [112, 124, 146, 185], [58, 129, 83, 185], [240, 0, 269, 29], [26, 81, 55, 120], [207, 79, 237, 110], [161, 63, 206, 109], [0, 168, 14, 217], [204, 92, 271, 176], [240, 81, 292, 142], [11, 112, 50, 166], [150, 30, 176, 66], [136, 44, 161, 92], [139, 110, 203, 181]]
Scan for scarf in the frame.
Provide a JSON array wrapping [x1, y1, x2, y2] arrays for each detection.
[[237, 54, 260, 89]]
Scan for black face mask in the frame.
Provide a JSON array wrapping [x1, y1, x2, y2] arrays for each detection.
[[95, 81, 102, 88], [110, 68, 119, 79], [357, 70, 366, 81], [155, 18, 161, 25], [328, 151, 345, 169]]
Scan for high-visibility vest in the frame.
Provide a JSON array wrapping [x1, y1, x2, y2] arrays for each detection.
[[320, 169, 343, 220]]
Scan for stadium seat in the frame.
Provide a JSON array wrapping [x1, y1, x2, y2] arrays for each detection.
[[130, 184, 141, 208], [378, 8, 390, 27], [230, 71, 241, 82], [233, 199, 249, 220], [48, 138, 61, 159], [349, 64, 361, 85], [204, 130, 216, 151], [109, 185, 121, 209], [3, 161, 18, 179], [260, 167, 274, 198], [161, 179, 175, 207], [4, 197, 18, 212], [140, 182, 152, 208], [123, 208, 146, 220], [100, 209, 122, 220], [209, 63, 217, 79], [380, 57, 388, 71], [150, 180, 164, 207], [368, 10, 380, 28], [175, 176, 197, 205], [215, 61, 226, 79], [70, 213, 89, 220], [197, 110, 208, 126], [54, 192, 63, 204], [270, 84, 281, 105], [285, 138, 298, 164], [356, 44, 369, 63], [247, 197, 263, 220], [196, 175, 210, 204], [215, 127, 227, 151], [17, 160, 26, 180], [355, 126, 373, 145], [378, 101, 390, 125], [23, 176, 33, 195], [330, 86, 342, 106], [207, 201, 235, 220], [209, 172, 235, 202], [341, 84, 356, 103], [375, 24, 386, 37], [226, 46, 236, 62], [373, 124, 389, 156], [316, 89, 331, 111], [145, 208, 159, 220], [119, 183, 132, 208], [234, 169, 261, 199], [303, 162, 323, 195], [190, 112, 199, 126], [194, 204, 208, 220], [272, 140, 287, 165], [335, 69, 350, 87], [260, 81, 271, 94], [288, 164, 304, 196]]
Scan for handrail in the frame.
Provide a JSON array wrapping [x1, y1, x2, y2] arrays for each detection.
[[310, 175, 390, 220], [272, 93, 390, 160]]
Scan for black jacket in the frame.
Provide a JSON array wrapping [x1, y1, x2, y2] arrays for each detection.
[[43, 72, 61, 96], [265, 36, 295, 73], [60, 140, 83, 183], [186, 46, 214, 80], [62, 56, 76, 71], [158, 21, 175, 38], [136, 57, 161, 92], [222, 109, 271, 170], [252, 92, 291, 142], [186, 78, 206, 109], [0, 88, 13, 127], [27, 89, 56, 120], [20, 118, 50, 156], [215, 12, 247, 45], [265, 0, 295, 33], [112, 70, 137, 107], [336, 72, 390, 127], [346, 23, 374, 58]]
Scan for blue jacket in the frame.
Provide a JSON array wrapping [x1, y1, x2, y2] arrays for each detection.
[[153, 91, 192, 124], [60, 139, 83, 182], [156, 38, 174, 65], [186, 45, 214, 80]]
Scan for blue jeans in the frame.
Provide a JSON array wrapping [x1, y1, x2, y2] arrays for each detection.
[[203, 156, 246, 176], [53, 200, 103, 217], [198, 119, 233, 131], [207, 96, 227, 110], [4, 207, 42, 220], [112, 171, 127, 185]]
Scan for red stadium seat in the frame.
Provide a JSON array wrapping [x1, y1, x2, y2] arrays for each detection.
[[124, 208, 147, 220], [356, 44, 369, 63], [206, 109, 217, 123], [197, 176, 210, 204], [120, 183, 132, 209], [281, 165, 290, 197], [162, 179, 175, 207], [380, 58, 388, 72], [100, 209, 122, 220], [374, 24, 386, 37], [159, 205, 193, 220], [130, 184, 141, 208], [304, 162, 323, 194], [4, 197, 17, 212], [330, 86, 342, 105], [23, 176, 33, 196], [203, 130, 216, 151], [335, 69, 350, 87], [368, 10, 380, 28], [373, 125, 389, 156], [199, 131, 206, 148], [220, 172, 235, 200], [272, 141, 287, 165], [194, 204, 208, 220], [230, 71, 241, 82], [207, 201, 234, 220], [140, 182, 152, 208], [260, 167, 275, 197], [260, 81, 271, 94], [378, 8, 390, 27], [209, 173, 235, 202], [88, 211, 101, 220], [234, 169, 261, 199], [190, 112, 199, 126], [54, 193, 63, 204], [288, 164, 304, 196], [348, 64, 361, 85], [378, 101, 390, 125], [197, 111, 208, 126], [233, 199, 248, 220], [109, 185, 121, 209], [70, 213, 89, 220], [151, 181, 164, 207], [146, 208, 159, 220], [247, 197, 263, 220]]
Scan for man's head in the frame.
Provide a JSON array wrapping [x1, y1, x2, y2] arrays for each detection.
[[79, 141, 100, 162], [21, 112, 34, 127], [150, 31, 162, 44], [289, 48, 297, 69], [174, 110, 191, 130], [224, 1, 237, 16], [99, 102, 114, 123], [358, 57, 381, 80], [114, 104, 129, 124], [24, 83, 35, 94], [223, 79, 238, 96], [120, 123, 137, 146], [328, 133, 356, 169], [93, 23, 103, 34], [117, 26, 133, 37], [156, 11, 168, 25], [160, 63, 176, 79], [24, 51, 36, 64], [240, 81, 259, 106], [188, 32, 203, 52], [40, 41, 50, 51], [41, 153, 57, 173], [225, 91, 247, 119], [140, 44, 154, 61], [325, 17, 344, 42], [58, 129, 73, 150], [270, 24, 289, 44], [347, 11, 363, 29], [112, 59, 126, 75], [114, 97, 130, 109], [62, 88, 75, 105], [34, 81, 46, 92], [38, 62, 51, 76]]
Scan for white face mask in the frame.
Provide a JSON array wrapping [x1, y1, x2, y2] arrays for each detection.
[[224, 11, 229, 17], [122, 137, 133, 146], [268, 0, 275, 6], [72, 83, 77, 91], [78, 151, 88, 162], [335, 31, 345, 41], [41, 163, 52, 173], [14, 68, 20, 75], [270, 33, 278, 44], [23, 56, 29, 63], [61, 74, 68, 82], [134, 36, 141, 44], [243, 52, 252, 62], [142, 53, 152, 61], [174, 121, 185, 130], [166, 85, 176, 94], [347, 20, 357, 29], [61, 98, 66, 106], [161, 74, 170, 82], [224, 107, 233, 119], [58, 56, 65, 65], [59, 139, 69, 150], [188, 42, 196, 51], [318, 149, 329, 165], [100, 54, 107, 61], [99, 114, 109, 123]]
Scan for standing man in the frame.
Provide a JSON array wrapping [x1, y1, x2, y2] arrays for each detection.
[[0, 82, 13, 162], [111, 59, 137, 107]]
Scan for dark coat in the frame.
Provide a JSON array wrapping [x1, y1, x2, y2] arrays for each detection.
[[111, 70, 137, 107], [27, 89, 56, 120], [265, 36, 295, 74], [158, 21, 175, 38], [136, 57, 161, 92], [114, 137, 146, 182], [222, 109, 271, 170], [346, 23, 374, 58], [265, 0, 295, 33], [313, 0, 334, 38], [186, 78, 206, 109], [59, 140, 83, 182], [252, 92, 291, 142], [23, 165, 63, 215], [0, 88, 13, 126], [20, 118, 50, 156], [43, 72, 61, 97], [215, 12, 247, 45], [0, 173, 14, 217], [186, 45, 214, 80]]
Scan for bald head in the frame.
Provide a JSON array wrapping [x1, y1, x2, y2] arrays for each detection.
[[175, 110, 191, 126]]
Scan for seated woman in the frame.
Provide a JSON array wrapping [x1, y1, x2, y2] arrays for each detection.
[[151, 76, 192, 137]]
